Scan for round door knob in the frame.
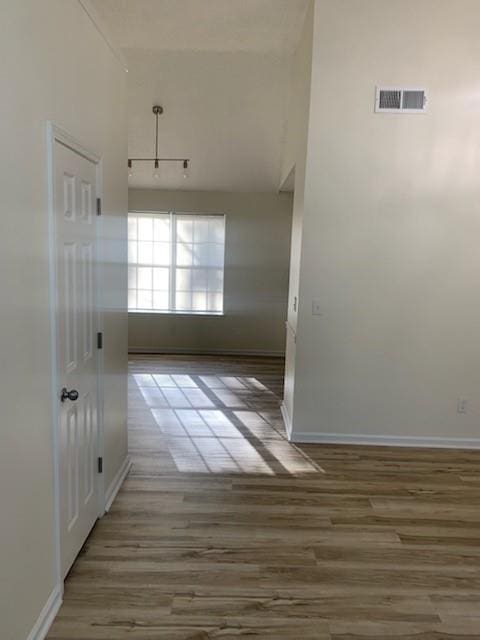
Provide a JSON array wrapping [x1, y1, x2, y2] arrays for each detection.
[[60, 387, 79, 403]]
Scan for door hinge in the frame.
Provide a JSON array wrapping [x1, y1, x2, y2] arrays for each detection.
[[98, 457, 103, 474], [97, 332, 103, 349], [96, 197, 102, 216]]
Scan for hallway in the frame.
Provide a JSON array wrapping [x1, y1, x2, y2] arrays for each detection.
[[47, 356, 480, 639]]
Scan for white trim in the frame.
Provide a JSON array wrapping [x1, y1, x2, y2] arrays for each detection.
[[46, 122, 62, 592], [290, 431, 480, 449], [96, 159, 106, 514], [280, 402, 293, 440], [105, 456, 132, 512], [47, 122, 104, 587], [128, 347, 285, 358], [129, 310, 224, 317], [26, 586, 62, 640]]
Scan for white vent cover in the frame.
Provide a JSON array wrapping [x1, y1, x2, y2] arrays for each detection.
[[375, 87, 427, 113]]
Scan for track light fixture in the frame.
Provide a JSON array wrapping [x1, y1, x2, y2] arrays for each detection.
[[128, 105, 190, 180]]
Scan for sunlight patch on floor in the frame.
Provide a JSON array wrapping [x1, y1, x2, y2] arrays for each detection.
[[131, 373, 322, 476]]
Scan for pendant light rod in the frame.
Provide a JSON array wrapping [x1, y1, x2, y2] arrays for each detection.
[[128, 105, 190, 173], [154, 105, 160, 160]]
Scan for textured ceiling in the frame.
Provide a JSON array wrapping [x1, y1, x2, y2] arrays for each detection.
[[90, 0, 309, 190], [125, 49, 289, 191], [91, 0, 309, 54]]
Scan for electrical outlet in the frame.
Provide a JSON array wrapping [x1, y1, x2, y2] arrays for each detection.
[[457, 398, 468, 414], [312, 300, 322, 316]]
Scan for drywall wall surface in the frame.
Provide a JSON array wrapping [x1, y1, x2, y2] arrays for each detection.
[[0, 2, 127, 638], [283, 0, 314, 334], [128, 189, 292, 355], [280, 0, 314, 191], [292, 0, 480, 441], [281, 1, 314, 425]]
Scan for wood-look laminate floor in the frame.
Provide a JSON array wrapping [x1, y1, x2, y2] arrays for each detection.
[[48, 355, 480, 639]]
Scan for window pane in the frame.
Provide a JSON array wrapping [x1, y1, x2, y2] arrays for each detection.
[[193, 291, 207, 311], [138, 241, 153, 264], [154, 217, 170, 242], [210, 243, 224, 267], [209, 217, 225, 243], [138, 266, 152, 289], [153, 242, 170, 266], [153, 267, 169, 290], [128, 241, 137, 264], [177, 218, 193, 242], [176, 268, 192, 291], [128, 266, 137, 289], [137, 290, 152, 309], [153, 291, 169, 310], [189, 243, 224, 268], [138, 216, 153, 241], [128, 217, 137, 240], [177, 243, 193, 266], [194, 217, 209, 243], [193, 243, 209, 267], [128, 289, 137, 309], [208, 292, 223, 312], [192, 268, 208, 291], [208, 268, 223, 292], [176, 291, 192, 311]]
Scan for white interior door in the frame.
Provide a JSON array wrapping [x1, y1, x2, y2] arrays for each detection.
[[54, 140, 101, 578]]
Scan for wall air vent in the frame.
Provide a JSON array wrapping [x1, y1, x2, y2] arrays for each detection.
[[375, 87, 427, 114]]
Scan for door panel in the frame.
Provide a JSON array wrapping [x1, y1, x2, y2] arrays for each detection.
[[54, 141, 100, 578], [66, 404, 79, 530]]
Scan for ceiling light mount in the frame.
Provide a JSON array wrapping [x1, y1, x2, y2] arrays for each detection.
[[128, 104, 189, 180]]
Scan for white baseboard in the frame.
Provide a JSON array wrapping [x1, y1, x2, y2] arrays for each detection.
[[129, 347, 285, 358], [27, 585, 62, 640], [104, 456, 132, 512], [290, 432, 480, 449], [280, 402, 292, 440]]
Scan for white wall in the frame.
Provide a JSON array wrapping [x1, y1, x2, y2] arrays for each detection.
[[291, 0, 480, 444], [0, 2, 128, 639], [281, 1, 314, 427], [126, 49, 290, 191], [128, 189, 292, 355]]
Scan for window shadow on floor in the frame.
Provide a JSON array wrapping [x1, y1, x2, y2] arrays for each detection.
[[129, 371, 324, 476]]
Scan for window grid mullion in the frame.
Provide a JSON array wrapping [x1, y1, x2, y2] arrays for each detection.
[[136, 229, 139, 309], [135, 215, 139, 310], [128, 210, 224, 314], [169, 211, 176, 312]]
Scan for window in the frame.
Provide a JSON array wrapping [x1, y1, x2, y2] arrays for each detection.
[[128, 211, 225, 314]]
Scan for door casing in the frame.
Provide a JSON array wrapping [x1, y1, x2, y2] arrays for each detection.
[[46, 122, 105, 591]]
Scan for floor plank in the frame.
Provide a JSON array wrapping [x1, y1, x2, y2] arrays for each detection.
[[48, 354, 480, 639]]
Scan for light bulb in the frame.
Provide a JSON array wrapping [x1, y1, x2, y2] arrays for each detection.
[[153, 160, 160, 180], [128, 160, 133, 178], [183, 160, 189, 180]]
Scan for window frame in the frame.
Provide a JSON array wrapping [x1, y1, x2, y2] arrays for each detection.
[[128, 210, 226, 316]]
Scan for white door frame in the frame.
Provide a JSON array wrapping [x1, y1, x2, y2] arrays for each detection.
[[46, 122, 105, 591]]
